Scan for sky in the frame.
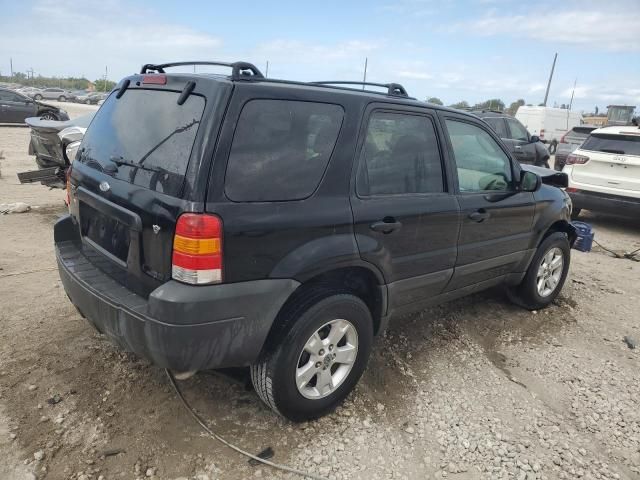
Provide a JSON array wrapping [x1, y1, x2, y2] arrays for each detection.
[[1, 0, 639, 112]]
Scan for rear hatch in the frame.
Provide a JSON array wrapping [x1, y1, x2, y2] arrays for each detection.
[[573, 132, 640, 192], [68, 75, 229, 297]]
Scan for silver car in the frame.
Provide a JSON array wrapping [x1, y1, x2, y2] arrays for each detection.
[[33, 88, 75, 102]]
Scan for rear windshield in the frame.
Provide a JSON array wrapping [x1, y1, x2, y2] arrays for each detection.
[[78, 89, 205, 197], [571, 126, 597, 137], [581, 133, 640, 156]]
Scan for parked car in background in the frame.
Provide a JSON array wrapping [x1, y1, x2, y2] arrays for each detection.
[[75, 92, 105, 104], [473, 110, 551, 167], [515, 106, 583, 154], [0, 86, 69, 123], [564, 125, 640, 218], [554, 125, 598, 171], [55, 60, 576, 421], [17, 87, 43, 98], [33, 88, 76, 102], [18, 112, 94, 188]]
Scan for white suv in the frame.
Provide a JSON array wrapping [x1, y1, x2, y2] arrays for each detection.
[[564, 125, 640, 219]]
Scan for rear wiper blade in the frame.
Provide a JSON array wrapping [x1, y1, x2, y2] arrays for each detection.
[[108, 156, 168, 173]]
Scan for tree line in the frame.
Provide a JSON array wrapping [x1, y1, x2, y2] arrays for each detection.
[[426, 97, 550, 115], [0, 72, 116, 92]]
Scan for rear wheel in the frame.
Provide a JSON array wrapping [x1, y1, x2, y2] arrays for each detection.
[[548, 140, 558, 154], [34, 94, 43, 100], [58, 96, 66, 102], [507, 232, 570, 310], [251, 292, 373, 421]]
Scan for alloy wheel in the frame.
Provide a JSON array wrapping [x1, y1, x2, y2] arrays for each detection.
[[295, 319, 358, 399]]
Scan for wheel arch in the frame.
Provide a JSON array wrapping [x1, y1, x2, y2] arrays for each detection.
[[541, 219, 577, 247], [263, 265, 388, 355]]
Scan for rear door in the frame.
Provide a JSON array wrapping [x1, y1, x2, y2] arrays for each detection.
[[440, 113, 535, 290], [351, 104, 460, 309], [505, 117, 537, 165], [68, 78, 230, 296], [573, 133, 640, 192]]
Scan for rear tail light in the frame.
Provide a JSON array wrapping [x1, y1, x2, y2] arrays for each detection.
[[65, 165, 72, 208], [539, 129, 545, 139], [566, 153, 590, 165], [566, 187, 579, 193], [172, 213, 222, 285], [560, 131, 568, 144]]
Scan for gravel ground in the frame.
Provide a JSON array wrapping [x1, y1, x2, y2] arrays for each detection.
[[0, 108, 638, 480]]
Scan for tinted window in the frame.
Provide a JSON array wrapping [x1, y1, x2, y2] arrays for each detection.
[[506, 118, 529, 141], [357, 112, 444, 195], [446, 119, 513, 192], [581, 134, 640, 156], [225, 100, 344, 202], [78, 89, 205, 197], [484, 117, 508, 138]]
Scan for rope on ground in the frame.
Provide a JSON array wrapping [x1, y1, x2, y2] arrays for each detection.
[[592, 240, 640, 262], [165, 369, 329, 480]]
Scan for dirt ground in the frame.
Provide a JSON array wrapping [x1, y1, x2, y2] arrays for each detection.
[[0, 105, 638, 480]]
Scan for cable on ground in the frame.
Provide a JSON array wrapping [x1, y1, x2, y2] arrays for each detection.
[[165, 369, 328, 480]]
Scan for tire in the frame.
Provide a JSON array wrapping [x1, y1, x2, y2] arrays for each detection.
[[34, 94, 43, 100], [250, 292, 373, 421], [507, 232, 571, 310], [58, 96, 66, 102], [570, 208, 581, 220], [40, 111, 58, 121], [85, 99, 91, 104], [549, 141, 557, 154]]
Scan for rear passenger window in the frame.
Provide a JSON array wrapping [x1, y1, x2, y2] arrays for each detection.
[[225, 100, 344, 202], [357, 112, 444, 196]]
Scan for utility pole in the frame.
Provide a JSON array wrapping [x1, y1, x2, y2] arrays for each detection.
[[362, 57, 368, 89], [543, 53, 557, 107], [10, 57, 13, 79], [568, 78, 577, 111], [265, 61, 269, 78]]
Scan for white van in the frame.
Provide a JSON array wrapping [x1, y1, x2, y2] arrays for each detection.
[[515, 106, 583, 153]]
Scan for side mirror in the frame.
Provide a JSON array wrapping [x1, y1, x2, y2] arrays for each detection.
[[530, 135, 540, 143], [520, 170, 541, 192]]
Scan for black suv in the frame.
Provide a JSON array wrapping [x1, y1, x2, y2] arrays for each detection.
[[473, 110, 551, 168], [55, 61, 576, 421]]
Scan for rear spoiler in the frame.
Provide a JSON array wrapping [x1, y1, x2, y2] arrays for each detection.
[[521, 164, 568, 188]]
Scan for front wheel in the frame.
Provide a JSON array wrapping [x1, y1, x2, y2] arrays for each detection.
[[507, 232, 570, 310], [34, 94, 43, 100], [548, 141, 557, 154], [40, 111, 58, 121], [251, 292, 373, 421], [58, 96, 66, 102], [571, 208, 582, 220]]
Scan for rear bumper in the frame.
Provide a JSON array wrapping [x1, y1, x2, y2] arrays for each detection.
[[569, 190, 640, 216], [55, 215, 299, 371]]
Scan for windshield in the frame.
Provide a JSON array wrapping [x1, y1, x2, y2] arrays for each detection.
[[78, 89, 205, 197], [581, 133, 640, 156]]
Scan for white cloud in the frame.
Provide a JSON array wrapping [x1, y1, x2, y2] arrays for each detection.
[[449, 5, 640, 51], [1, 0, 223, 80]]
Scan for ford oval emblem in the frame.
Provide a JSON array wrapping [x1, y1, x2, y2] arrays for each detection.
[[99, 181, 110, 192]]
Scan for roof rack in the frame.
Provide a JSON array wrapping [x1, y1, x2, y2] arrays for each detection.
[[312, 81, 409, 98], [470, 109, 504, 114], [139, 61, 264, 81]]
